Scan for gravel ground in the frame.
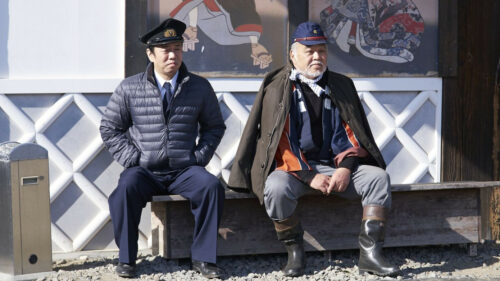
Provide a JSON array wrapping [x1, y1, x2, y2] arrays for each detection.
[[35, 242, 500, 281]]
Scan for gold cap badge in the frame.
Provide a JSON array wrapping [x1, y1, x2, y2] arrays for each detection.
[[164, 29, 177, 38]]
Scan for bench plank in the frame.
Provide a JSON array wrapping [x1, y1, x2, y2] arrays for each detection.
[[391, 181, 500, 191], [151, 183, 488, 259], [152, 181, 500, 202]]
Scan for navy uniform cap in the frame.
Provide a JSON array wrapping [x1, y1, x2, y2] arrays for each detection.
[[139, 18, 186, 46], [291, 22, 327, 46]]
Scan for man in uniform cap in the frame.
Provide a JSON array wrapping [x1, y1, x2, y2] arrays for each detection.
[[100, 18, 226, 278], [228, 21, 399, 277]]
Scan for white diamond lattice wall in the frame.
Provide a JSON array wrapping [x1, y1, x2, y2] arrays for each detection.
[[0, 78, 441, 253]]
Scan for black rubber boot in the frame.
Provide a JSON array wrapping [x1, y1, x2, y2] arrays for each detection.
[[358, 219, 399, 276], [274, 219, 306, 277]]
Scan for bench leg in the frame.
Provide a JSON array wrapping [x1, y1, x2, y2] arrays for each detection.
[[151, 202, 167, 257], [467, 243, 478, 256], [324, 251, 333, 262]]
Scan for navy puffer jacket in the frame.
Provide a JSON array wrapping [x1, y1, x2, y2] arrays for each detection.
[[100, 63, 225, 173]]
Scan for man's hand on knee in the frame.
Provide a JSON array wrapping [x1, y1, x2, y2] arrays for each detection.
[[327, 168, 351, 194], [309, 173, 330, 194]]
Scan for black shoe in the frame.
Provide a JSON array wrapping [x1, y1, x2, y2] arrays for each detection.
[[115, 262, 136, 278], [192, 260, 223, 278]]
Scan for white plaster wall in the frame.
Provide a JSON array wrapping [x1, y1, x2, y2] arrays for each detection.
[[3, 0, 124, 79], [0, 0, 443, 254]]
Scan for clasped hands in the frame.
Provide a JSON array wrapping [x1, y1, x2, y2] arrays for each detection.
[[309, 168, 351, 195]]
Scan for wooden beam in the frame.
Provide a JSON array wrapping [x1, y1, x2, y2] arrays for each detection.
[[287, 1, 308, 52], [125, 0, 148, 77], [440, 0, 461, 181], [438, 0, 458, 77], [495, 52, 500, 181], [460, 0, 494, 180], [152, 181, 500, 202]]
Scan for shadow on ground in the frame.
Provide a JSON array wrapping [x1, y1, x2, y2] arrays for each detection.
[[51, 242, 500, 280]]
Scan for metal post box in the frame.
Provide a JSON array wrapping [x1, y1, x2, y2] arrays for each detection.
[[0, 142, 52, 277]]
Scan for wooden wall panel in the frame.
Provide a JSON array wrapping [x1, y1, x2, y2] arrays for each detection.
[[440, 0, 500, 239], [441, 0, 498, 181]]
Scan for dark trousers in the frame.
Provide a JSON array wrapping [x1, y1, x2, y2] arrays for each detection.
[[108, 165, 224, 264]]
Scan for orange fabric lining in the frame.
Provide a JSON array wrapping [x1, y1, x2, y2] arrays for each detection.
[[343, 121, 360, 147], [275, 116, 311, 171]]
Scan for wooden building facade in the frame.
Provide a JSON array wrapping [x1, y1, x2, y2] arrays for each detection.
[[126, 0, 500, 238], [1, 0, 497, 255]]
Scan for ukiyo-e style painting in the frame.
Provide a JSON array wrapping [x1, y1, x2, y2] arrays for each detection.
[[310, 0, 438, 77], [148, 0, 288, 77]]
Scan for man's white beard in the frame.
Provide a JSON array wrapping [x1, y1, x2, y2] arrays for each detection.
[[298, 61, 326, 79], [299, 67, 325, 79], [304, 69, 324, 78]]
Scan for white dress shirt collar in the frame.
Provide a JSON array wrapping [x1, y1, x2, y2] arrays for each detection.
[[154, 70, 179, 99]]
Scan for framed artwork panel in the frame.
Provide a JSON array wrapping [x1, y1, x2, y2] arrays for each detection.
[[309, 0, 438, 77], [147, 0, 289, 77]]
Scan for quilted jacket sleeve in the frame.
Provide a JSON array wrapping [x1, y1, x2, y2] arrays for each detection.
[[193, 81, 226, 166], [99, 81, 141, 168]]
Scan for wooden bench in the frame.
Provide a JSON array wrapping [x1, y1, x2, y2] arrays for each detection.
[[151, 181, 500, 259]]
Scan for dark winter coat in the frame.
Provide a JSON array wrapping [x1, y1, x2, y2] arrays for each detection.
[[227, 63, 384, 203], [100, 63, 225, 173]]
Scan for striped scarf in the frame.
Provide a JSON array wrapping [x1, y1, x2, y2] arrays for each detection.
[[274, 70, 361, 172]]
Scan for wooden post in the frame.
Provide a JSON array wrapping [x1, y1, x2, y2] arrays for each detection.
[[151, 202, 167, 256], [491, 186, 500, 240], [487, 1, 500, 241], [467, 244, 478, 257], [491, 58, 500, 239]]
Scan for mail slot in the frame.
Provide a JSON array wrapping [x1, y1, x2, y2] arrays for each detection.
[[0, 142, 52, 277]]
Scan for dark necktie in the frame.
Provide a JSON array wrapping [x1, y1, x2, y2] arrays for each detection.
[[162, 82, 172, 110]]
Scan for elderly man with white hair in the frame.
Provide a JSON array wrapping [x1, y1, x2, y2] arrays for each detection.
[[228, 21, 399, 277]]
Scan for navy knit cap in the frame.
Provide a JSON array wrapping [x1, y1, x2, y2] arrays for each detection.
[[291, 22, 327, 46]]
